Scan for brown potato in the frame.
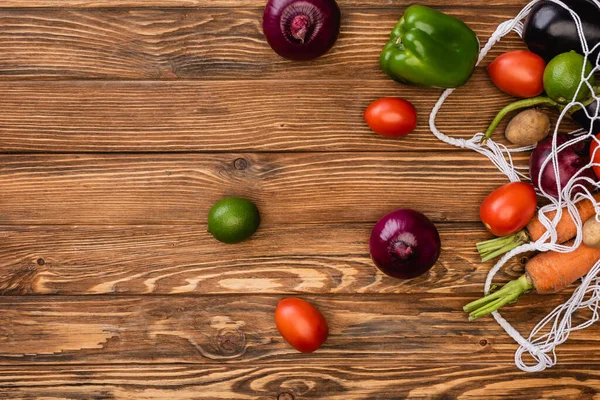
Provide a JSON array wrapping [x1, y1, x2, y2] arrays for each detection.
[[583, 216, 600, 249], [504, 109, 550, 146]]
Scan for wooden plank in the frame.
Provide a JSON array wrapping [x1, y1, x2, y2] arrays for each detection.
[[0, 76, 528, 153], [0, 294, 598, 365], [0, 223, 528, 295], [4, 76, 582, 153], [0, 0, 530, 8], [0, 7, 526, 80], [0, 152, 527, 225], [0, 363, 598, 399]]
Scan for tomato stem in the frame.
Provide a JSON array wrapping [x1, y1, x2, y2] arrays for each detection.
[[482, 97, 559, 144], [476, 229, 530, 262], [464, 275, 533, 321]]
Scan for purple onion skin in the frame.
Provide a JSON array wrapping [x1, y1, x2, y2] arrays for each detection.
[[263, 0, 341, 61], [369, 209, 441, 280], [530, 135, 597, 199]]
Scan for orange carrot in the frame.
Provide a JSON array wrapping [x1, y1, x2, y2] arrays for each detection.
[[465, 241, 600, 320], [477, 192, 600, 262], [527, 192, 600, 243], [527, 240, 600, 294]]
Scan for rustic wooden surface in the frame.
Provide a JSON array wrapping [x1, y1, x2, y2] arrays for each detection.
[[0, 1, 597, 399]]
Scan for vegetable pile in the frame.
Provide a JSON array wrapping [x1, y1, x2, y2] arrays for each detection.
[[461, 0, 600, 323], [248, 0, 600, 357]]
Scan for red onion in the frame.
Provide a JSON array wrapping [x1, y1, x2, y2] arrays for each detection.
[[263, 0, 341, 61], [369, 209, 441, 279], [530, 134, 597, 199]]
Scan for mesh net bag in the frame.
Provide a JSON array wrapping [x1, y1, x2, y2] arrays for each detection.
[[429, 0, 600, 372]]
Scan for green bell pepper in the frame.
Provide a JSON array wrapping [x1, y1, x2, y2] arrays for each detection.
[[380, 5, 480, 89]]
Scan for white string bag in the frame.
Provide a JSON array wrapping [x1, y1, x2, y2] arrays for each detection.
[[429, 0, 600, 372]]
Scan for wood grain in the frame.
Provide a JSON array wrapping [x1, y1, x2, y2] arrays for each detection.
[[0, 7, 525, 80], [0, 0, 597, 396], [0, 223, 530, 295], [0, 152, 528, 225], [0, 363, 597, 399], [3, 76, 580, 153], [0, 294, 598, 365], [0, 0, 531, 8]]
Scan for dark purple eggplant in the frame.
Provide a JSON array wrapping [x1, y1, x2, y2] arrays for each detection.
[[571, 99, 600, 134], [523, 0, 600, 63]]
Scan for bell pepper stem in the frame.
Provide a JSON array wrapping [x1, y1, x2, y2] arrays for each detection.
[[464, 275, 533, 321], [482, 97, 559, 144]]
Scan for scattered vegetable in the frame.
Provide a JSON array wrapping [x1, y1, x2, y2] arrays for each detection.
[[263, 0, 341, 61], [523, 0, 600, 63], [530, 134, 597, 199], [504, 109, 550, 146], [477, 192, 600, 261], [483, 51, 597, 141], [483, 96, 558, 142], [363, 97, 417, 137], [583, 217, 600, 249], [208, 197, 260, 244], [543, 51, 595, 104], [370, 209, 441, 279], [465, 241, 600, 320], [487, 50, 545, 98], [275, 297, 329, 353], [480, 182, 537, 237], [380, 5, 480, 88]]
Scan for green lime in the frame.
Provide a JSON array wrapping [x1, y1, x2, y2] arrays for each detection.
[[543, 51, 595, 104], [208, 197, 260, 244]]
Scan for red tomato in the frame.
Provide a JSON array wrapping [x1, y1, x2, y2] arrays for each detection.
[[480, 182, 538, 236], [487, 51, 546, 98], [591, 133, 600, 180], [275, 297, 328, 353], [363, 97, 417, 137]]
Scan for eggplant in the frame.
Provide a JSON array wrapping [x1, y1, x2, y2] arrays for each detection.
[[523, 0, 600, 63], [571, 98, 600, 134]]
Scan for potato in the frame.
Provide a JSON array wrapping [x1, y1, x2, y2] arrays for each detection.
[[504, 109, 550, 146], [583, 216, 600, 249]]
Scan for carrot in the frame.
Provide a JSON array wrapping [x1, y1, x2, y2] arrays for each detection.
[[477, 192, 600, 262], [464, 241, 600, 321], [527, 193, 600, 244], [527, 240, 600, 294]]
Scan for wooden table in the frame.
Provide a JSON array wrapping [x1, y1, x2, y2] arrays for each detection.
[[0, 0, 598, 398]]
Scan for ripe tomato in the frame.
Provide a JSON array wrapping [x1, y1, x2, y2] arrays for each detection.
[[487, 51, 546, 98], [274, 297, 328, 353], [591, 133, 600, 180], [363, 97, 417, 137], [480, 182, 537, 236]]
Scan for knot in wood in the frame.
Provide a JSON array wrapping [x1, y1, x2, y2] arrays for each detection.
[[233, 158, 248, 170], [479, 339, 488, 346], [277, 392, 294, 400], [520, 256, 529, 265], [37, 258, 45, 266], [216, 328, 246, 355]]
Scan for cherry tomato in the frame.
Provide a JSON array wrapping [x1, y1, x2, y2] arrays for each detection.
[[274, 297, 328, 353], [591, 133, 600, 180], [363, 97, 417, 137], [480, 182, 537, 236], [487, 51, 546, 98]]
